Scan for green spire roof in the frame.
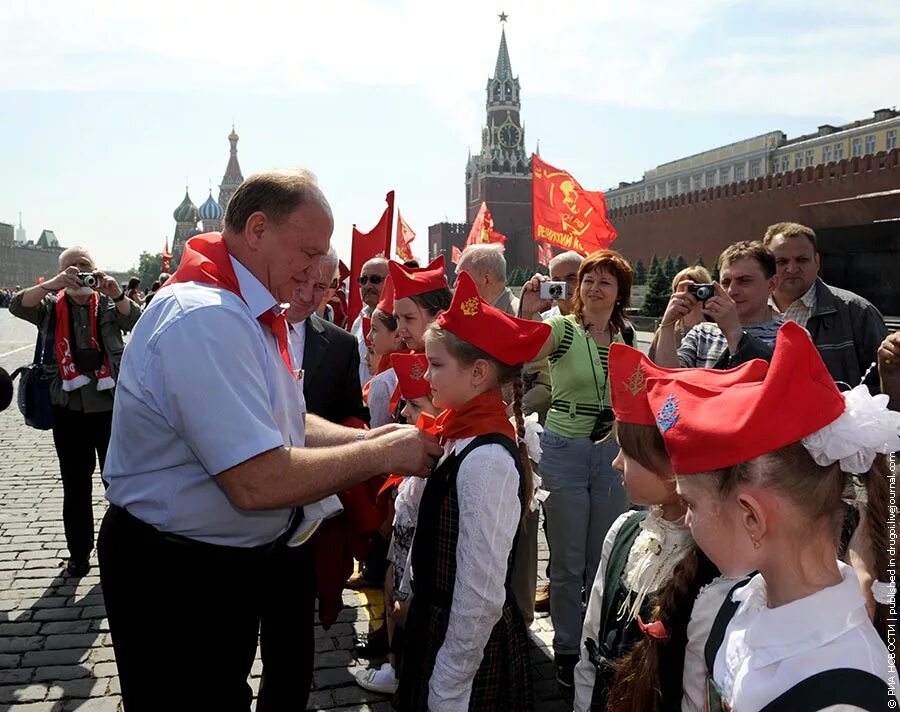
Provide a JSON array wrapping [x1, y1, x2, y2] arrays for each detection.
[[494, 28, 513, 81]]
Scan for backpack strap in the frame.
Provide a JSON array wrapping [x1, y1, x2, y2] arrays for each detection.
[[758, 668, 889, 712], [704, 577, 754, 673], [622, 322, 635, 347], [596, 510, 649, 645], [548, 318, 576, 364]]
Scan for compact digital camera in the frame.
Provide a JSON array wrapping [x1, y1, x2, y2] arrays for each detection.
[[540, 281, 568, 301], [687, 283, 715, 303], [76, 273, 99, 288]]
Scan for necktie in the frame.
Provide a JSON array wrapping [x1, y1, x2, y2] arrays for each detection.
[[258, 308, 293, 372]]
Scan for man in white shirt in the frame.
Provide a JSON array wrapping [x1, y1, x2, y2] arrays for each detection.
[[350, 256, 390, 386], [98, 170, 442, 712]]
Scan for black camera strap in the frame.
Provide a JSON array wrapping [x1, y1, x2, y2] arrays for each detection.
[[581, 321, 609, 409]]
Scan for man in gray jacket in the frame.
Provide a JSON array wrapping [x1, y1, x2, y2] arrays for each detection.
[[10, 246, 141, 576], [764, 222, 887, 393]]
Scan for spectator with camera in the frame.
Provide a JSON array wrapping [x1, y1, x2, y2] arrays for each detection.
[[519, 249, 632, 688], [763, 222, 887, 393], [653, 241, 782, 369], [647, 264, 712, 362], [8, 246, 141, 577]]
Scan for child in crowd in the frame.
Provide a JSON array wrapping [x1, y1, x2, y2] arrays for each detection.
[[574, 345, 768, 712], [356, 352, 440, 695], [645, 322, 897, 712], [389, 256, 452, 353], [394, 272, 548, 711], [364, 276, 405, 427]]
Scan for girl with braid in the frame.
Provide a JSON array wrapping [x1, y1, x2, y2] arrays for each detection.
[[394, 272, 547, 711], [574, 345, 768, 712], [645, 322, 898, 712]]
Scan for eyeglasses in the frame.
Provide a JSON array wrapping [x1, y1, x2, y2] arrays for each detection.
[[358, 275, 384, 286]]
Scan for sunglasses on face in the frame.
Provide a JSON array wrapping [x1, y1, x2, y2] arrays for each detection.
[[358, 275, 384, 286]]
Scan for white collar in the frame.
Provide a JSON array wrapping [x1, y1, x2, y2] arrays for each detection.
[[230, 255, 277, 319], [733, 561, 870, 668]]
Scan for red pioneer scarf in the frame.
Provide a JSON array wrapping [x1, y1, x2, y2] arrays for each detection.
[[377, 389, 515, 496], [55, 291, 115, 392], [167, 232, 292, 372]]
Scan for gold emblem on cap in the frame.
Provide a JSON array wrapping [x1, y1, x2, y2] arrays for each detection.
[[410, 362, 425, 381], [461, 297, 480, 316], [624, 364, 646, 396]]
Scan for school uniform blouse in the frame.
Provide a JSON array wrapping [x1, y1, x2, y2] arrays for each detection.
[[688, 562, 890, 712], [366, 367, 398, 428], [427, 436, 521, 711], [573, 508, 693, 712]]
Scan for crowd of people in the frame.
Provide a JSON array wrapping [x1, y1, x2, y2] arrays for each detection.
[[2, 167, 899, 712]]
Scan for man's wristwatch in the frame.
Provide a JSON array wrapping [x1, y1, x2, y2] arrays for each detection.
[[113, 291, 126, 303], [355, 431, 366, 442]]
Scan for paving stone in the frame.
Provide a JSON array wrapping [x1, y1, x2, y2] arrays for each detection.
[[0, 636, 44, 653], [33, 665, 91, 682], [22, 649, 90, 667]]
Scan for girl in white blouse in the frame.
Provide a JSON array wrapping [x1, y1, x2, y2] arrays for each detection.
[[645, 322, 897, 712]]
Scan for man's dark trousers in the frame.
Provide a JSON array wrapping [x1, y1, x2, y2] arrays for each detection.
[[51, 405, 112, 562]]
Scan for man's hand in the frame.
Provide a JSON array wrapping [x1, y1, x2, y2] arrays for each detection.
[[365, 423, 409, 440], [702, 282, 742, 351], [40, 266, 82, 293], [94, 272, 123, 300], [380, 425, 443, 477], [660, 279, 696, 328], [390, 600, 410, 627], [878, 332, 900, 410], [519, 273, 552, 317]]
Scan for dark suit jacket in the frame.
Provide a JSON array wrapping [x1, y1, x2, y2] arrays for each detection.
[[302, 313, 369, 425]]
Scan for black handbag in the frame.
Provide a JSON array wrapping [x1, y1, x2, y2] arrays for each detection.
[[12, 312, 56, 431]]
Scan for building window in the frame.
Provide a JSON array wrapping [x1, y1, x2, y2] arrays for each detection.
[[706, 170, 716, 187], [794, 153, 803, 169], [719, 167, 730, 184], [805, 149, 814, 167], [734, 164, 745, 181], [677, 178, 688, 193], [852, 137, 863, 157], [822, 145, 832, 163], [865, 134, 876, 154], [667, 180, 677, 196], [781, 156, 790, 172], [834, 142, 844, 160], [888, 130, 897, 151], [750, 159, 761, 178]]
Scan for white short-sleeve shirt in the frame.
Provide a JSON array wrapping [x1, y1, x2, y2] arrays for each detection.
[[104, 257, 305, 547]]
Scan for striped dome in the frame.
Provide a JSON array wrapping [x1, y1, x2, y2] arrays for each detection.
[[199, 191, 224, 220], [173, 189, 199, 223]]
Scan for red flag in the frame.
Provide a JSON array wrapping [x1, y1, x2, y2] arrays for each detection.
[[395, 210, 416, 262], [537, 241, 554, 268], [348, 191, 394, 325], [532, 154, 617, 255], [451, 245, 463, 264], [162, 237, 172, 273], [465, 202, 506, 248]]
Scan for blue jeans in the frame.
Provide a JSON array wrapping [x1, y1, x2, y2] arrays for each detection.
[[539, 428, 628, 656]]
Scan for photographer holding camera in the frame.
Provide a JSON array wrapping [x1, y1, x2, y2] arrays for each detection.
[[653, 241, 782, 369], [519, 249, 631, 688], [9, 246, 140, 577]]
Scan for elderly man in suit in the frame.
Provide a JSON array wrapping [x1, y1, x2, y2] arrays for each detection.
[[258, 246, 370, 711]]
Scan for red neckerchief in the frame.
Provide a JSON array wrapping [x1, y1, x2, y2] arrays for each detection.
[[377, 390, 514, 497], [166, 232, 292, 372], [54, 291, 114, 392]]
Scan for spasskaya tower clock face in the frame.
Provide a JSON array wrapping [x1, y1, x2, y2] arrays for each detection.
[[498, 123, 522, 148]]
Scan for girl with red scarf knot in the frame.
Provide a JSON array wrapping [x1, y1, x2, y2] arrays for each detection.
[[394, 271, 548, 712]]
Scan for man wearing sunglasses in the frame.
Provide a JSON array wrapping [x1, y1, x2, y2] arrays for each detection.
[[350, 257, 389, 386]]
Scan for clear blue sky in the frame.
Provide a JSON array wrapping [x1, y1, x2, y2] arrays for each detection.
[[2, 0, 898, 271]]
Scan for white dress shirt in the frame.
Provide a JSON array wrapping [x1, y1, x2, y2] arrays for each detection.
[[366, 367, 398, 428], [709, 562, 889, 712], [427, 437, 521, 712], [104, 257, 303, 547], [350, 306, 373, 388]]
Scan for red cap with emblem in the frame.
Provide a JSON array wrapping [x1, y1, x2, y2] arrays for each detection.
[[608, 344, 769, 426], [644, 322, 845, 474], [389, 255, 449, 300], [390, 352, 432, 400], [436, 271, 551, 366], [375, 275, 395, 315]]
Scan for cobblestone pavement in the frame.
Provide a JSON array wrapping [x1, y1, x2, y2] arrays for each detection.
[[0, 311, 572, 711]]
